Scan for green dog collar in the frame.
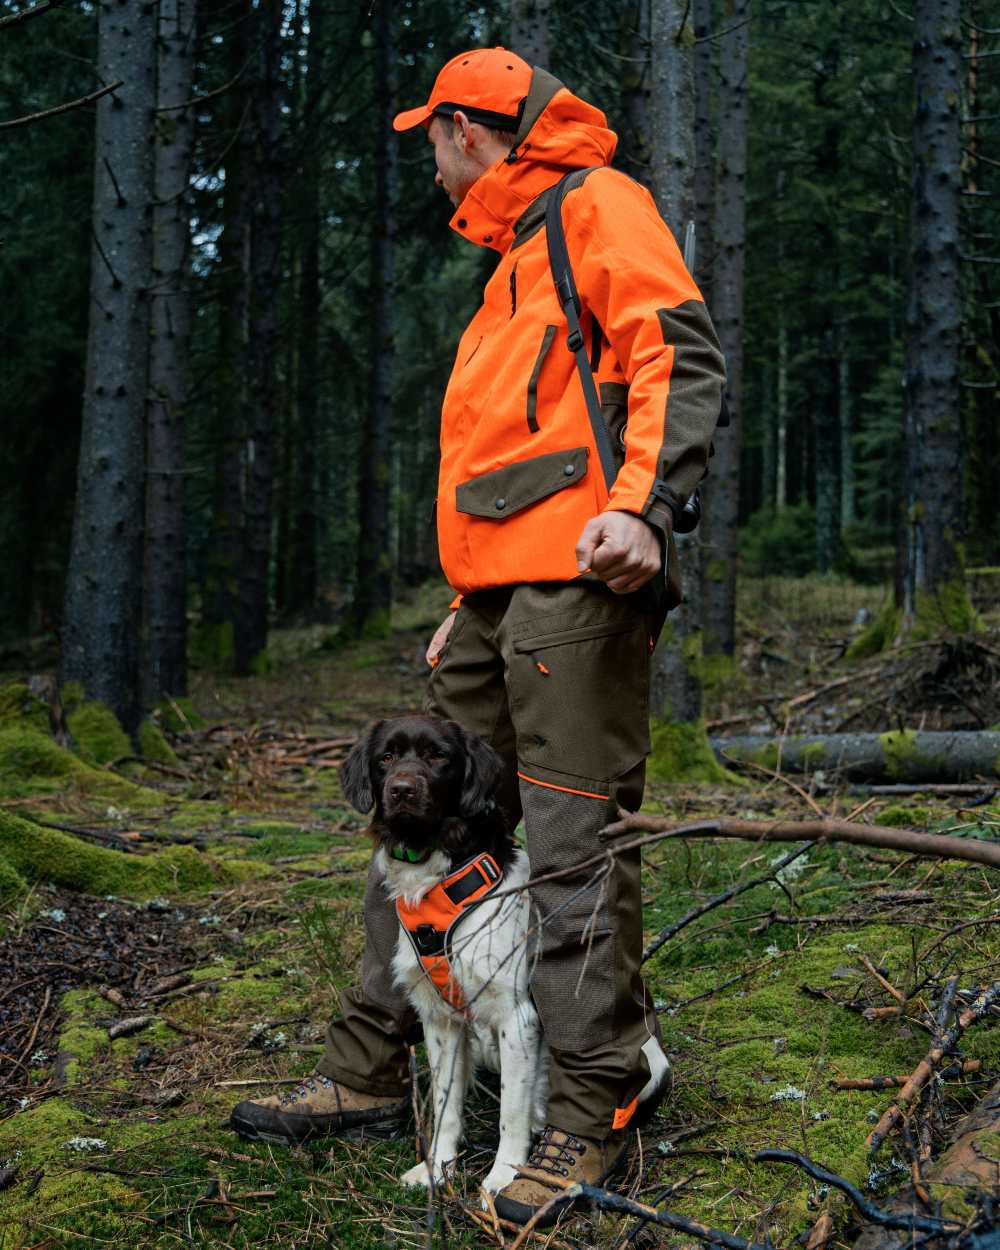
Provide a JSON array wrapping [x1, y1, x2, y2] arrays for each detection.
[[390, 844, 431, 864]]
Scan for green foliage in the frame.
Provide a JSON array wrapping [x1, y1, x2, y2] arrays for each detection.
[[0, 682, 50, 735], [912, 580, 979, 639], [154, 697, 206, 734], [740, 505, 816, 578], [0, 852, 27, 903], [190, 620, 234, 669], [67, 700, 132, 766], [875, 804, 931, 828]]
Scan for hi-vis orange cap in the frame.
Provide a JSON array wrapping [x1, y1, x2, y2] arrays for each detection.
[[392, 47, 533, 133]]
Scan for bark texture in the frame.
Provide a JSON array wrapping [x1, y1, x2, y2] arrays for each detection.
[[235, 0, 284, 673], [712, 731, 1000, 782], [352, 0, 397, 637], [509, 0, 549, 68], [692, 0, 715, 303], [901, 0, 965, 626], [61, 0, 156, 734], [703, 0, 749, 655], [145, 0, 197, 701], [647, 0, 702, 725]]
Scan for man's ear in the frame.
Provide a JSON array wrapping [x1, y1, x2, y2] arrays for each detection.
[[339, 720, 383, 813], [452, 722, 502, 818], [452, 109, 474, 152]]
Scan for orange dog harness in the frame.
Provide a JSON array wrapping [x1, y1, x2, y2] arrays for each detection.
[[396, 853, 503, 1012]]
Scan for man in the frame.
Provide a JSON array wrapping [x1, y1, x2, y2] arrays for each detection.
[[232, 47, 725, 1224]]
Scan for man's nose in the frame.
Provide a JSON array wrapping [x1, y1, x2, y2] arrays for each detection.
[[434, 170, 443, 188]]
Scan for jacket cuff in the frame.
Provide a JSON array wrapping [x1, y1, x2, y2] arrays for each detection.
[[641, 498, 674, 546]]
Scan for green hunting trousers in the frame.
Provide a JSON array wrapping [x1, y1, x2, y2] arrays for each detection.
[[317, 580, 662, 1140]]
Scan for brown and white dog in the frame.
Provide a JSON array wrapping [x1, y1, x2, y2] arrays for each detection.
[[340, 714, 547, 1196]]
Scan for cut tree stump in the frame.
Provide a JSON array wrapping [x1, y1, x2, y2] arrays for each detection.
[[853, 1078, 1000, 1250], [711, 731, 1000, 782]]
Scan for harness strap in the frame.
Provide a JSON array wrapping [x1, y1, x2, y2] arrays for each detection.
[[396, 852, 504, 1013]]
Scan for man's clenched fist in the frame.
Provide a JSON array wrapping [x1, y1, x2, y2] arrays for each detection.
[[575, 510, 662, 595]]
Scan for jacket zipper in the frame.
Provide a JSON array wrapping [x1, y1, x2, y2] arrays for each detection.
[[509, 262, 518, 317]]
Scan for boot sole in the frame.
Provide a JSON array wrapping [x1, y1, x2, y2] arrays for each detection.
[[230, 1108, 410, 1147]]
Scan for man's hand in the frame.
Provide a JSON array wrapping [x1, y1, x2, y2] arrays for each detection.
[[426, 611, 457, 665], [575, 510, 662, 595]]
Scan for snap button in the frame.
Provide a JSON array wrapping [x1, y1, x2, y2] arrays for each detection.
[[563, 463, 575, 476], [457, 218, 467, 228], [495, 498, 507, 511], [484, 234, 493, 242]]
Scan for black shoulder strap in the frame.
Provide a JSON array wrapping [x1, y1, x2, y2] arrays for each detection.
[[545, 168, 619, 492]]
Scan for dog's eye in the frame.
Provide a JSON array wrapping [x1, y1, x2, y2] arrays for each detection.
[[381, 752, 395, 764]]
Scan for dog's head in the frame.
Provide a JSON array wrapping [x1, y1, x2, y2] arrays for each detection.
[[339, 715, 505, 860]]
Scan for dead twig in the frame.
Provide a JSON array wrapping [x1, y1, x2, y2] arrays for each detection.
[[831, 1060, 981, 1090]]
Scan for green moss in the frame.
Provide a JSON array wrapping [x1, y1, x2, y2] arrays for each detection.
[[67, 700, 132, 766], [190, 619, 234, 668], [154, 696, 206, 733], [912, 579, 979, 639], [248, 649, 272, 675], [59, 680, 87, 713], [845, 594, 899, 660], [0, 853, 26, 903], [0, 724, 151, 804], [801, 741, 826, 769], [697, 651, 737, 694], [878, 729, 945, 781], [875, 804, 932, 828], [648, 719, 735, 784], [0, 682, 51, 735], [137, 717, 178, 765], [0, 809, 261, 898]]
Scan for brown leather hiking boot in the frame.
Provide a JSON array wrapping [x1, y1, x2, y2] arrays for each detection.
[[230, 1074, 409, 1146], [493, 1125, 629, 1227]]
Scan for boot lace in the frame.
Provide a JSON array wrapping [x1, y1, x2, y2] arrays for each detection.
[[525, 1125, 587, 1179], [279, 1074, 333, 1107]]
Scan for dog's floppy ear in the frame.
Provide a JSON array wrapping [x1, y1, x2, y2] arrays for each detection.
[[453, 723, 502, 818], [339, 720, 383, 813]]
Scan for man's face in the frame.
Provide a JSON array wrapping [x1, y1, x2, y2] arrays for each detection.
[[426, 115, 480, 208]]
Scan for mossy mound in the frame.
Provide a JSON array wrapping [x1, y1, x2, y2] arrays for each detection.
[[0, 809, 265, 899], [0, 682, 51, 735], [67, 700, 132, 767], [845, 594, 900, 660], [0, 853, 26, 903], [153, 696, 206, 733], [137, 717, 179, 765], [875, 804, 932, 828], [0, 724, 150, 804], [648, 719, 737, 784]]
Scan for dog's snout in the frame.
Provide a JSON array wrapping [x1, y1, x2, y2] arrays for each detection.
[[389, 777, 417, 801]]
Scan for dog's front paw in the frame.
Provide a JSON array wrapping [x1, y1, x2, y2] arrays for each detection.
[[399, 1159, 453, 1190], [481, 1160, 519, 1198]]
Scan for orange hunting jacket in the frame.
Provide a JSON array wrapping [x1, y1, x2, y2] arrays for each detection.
[[437, 69, 726, 602]]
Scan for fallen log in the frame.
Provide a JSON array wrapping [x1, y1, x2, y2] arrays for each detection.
[[711, 730, 1000, 782], [853, 1077, 1000, 1250], [599, 813, 1000, 871]]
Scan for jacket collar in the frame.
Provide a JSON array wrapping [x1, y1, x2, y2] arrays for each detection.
[[449, 69, 618, 255]]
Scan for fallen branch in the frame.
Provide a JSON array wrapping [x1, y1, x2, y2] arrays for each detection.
[[0, 80, 123, 131], [600, 813, 1000, 871], [866, 980, 1000, 1153], [831, 1060, 981, 1090], [712, 731, 1000, 782], [641, 842, 813, 963]]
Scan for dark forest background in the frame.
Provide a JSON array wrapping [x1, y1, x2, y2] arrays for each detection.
[[0, 0, 996, 733]]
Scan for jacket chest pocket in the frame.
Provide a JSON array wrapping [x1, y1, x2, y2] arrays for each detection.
[[527, 325, 558, 433]]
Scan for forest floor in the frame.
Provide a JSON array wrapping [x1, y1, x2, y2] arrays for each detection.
[[1, 577, 1000, 1249]]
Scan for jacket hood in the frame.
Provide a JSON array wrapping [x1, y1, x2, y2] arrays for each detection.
[[450, 68, 618, 254]]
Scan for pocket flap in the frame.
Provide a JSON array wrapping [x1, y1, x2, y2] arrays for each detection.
[[455, 447, 588, 520], [513, 617, 637, 653]]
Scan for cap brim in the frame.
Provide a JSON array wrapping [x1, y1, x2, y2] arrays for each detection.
[[392, 104, 433, 132]]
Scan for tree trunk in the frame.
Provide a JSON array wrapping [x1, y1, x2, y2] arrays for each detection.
[[703, 0, 749, 655], [900, 0, 967, 633], [201, 0, 251, 661], [235, 0, 284, 674], [692, 0, 715, 304], [618, 1, 651, 186], [510, 0, 549, 68], [61, 0, 156, 735], [286, 0, 325, 618], [647, 0, 703, 727], [711, 730, 1000, 782], [144, 0, 197, 704], [352, 0, 397, 638]]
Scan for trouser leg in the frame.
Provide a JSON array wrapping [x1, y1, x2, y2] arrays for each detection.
[[318, 592, 516, 1093], [498, 581, 660, 1140]]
